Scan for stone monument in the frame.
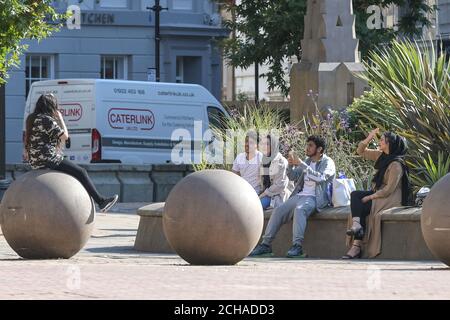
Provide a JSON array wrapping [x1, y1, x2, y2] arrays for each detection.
[[290, 0, 369, 121]]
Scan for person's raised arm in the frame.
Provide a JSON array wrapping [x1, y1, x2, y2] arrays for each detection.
[[297, 158, 336, 183], [357, 128, 382, 162], [287, 151, 304, 181], [56, 111, 69, 141]]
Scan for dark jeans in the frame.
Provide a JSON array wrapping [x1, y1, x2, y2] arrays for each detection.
[[47, 159, 105, 205], [350, 190, 375, 240]]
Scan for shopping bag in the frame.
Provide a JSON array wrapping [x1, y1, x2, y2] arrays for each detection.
[[332, 178, 356, 207]]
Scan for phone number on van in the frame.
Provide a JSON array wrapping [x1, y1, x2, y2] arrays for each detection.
[[108, 108, 155, 131]]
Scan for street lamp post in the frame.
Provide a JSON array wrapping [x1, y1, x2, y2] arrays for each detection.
[[148, 0, 168, 82], [255, 63, 259, 106]]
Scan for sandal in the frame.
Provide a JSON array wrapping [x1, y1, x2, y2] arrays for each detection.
[[341, 244, 362, 259], [346, 227, 364, 239]]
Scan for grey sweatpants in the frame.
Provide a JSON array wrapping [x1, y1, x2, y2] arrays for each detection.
[[262, 195, 316, 246]]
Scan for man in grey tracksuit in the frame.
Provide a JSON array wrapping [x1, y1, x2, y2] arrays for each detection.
[[250, 135, 336, 258]]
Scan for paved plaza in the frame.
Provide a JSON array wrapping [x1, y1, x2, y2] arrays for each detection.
[[0, 203, 449, 300]]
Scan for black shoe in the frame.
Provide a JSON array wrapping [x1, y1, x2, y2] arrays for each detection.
[[346, 227, 364, 239], [249, 243, 273, 257], [99, 195, 119, 213], [342, 244, 362, 259], [286, 244, 307, 258]]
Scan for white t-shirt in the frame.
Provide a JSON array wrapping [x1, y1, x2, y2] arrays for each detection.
[[298, 162, 317, 197], [232, 151, 263, 193]]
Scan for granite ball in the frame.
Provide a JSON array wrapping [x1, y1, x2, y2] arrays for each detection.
[[0, 170, 95, 259], [163, 170, 264, 265]]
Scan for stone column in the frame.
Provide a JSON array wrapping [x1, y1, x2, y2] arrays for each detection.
[[290, 0, 368, 122]]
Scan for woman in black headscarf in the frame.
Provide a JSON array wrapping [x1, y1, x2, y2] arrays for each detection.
[[342, 128, 411, 259]]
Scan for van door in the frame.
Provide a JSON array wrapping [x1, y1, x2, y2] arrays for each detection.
[[57, 83, 94, 164], [24, 82, 94, 164]]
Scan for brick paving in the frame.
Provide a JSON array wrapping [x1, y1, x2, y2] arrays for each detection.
[[0, 203, 449, 300]]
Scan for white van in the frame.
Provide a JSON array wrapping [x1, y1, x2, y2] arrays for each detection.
[[24, 79, 229, 164]]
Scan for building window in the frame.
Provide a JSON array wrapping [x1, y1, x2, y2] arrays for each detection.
[[25, 55, 54, 95], [141, 0, 167, 10], [101, 56, 128, 79], [207, 106, 227, 131], [176, 57, 184, 83], [98, 0, 129, 9], [62, 0, 95, 10], [172, 0, 192, 11]]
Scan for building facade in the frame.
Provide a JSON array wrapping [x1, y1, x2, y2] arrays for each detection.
[[4, 0, 227, 164], [222, 0, 450, 103], [436, 0, 450, 53]]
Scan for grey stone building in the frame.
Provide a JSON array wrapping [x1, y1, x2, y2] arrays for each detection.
[[4, 0, 227, 164], [437, 0, 450, 52]]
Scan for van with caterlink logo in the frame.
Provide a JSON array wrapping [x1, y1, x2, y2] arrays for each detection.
[[24, 79, 229, 164]]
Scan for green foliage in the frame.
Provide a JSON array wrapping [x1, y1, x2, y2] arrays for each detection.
[[409, 152, 450, 190], [0, 0, 66, 82], [347, 89, 400, 136], [354, 0, 435, 58], [219, 0, 435, 96], [350, 38, 449, 189], [220, 0, 307, 97], [192, 143, 231, 172], [193, 103, 287, 172], [288, 110, 374, 191], [197, 101, 374, 191], [359, 39, 450, 161], [222, 103, 287, 133]]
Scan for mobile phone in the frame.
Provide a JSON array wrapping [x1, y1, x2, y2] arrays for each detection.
[[290, 151, 300, 161]]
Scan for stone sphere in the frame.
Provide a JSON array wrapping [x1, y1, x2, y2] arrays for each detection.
[[0, 170, 95, 259], [421, 173, 450, 266], [163, 170, 264, 265]]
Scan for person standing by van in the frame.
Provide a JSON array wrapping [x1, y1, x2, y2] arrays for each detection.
[[24, 94, 118, 213], [258, 134, 291, 209], [232, 131, 263, 194]]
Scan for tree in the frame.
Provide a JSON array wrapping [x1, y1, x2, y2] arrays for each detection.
[[220, 0, 435, 97], [0, 0, 64, 84], [0, 1, 65, 185]]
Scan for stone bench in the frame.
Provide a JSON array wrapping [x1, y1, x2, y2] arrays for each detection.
[[133, 203, 435, 260]]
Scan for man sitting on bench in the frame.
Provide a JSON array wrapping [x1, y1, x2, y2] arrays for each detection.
[[249, 135, 336, 258]]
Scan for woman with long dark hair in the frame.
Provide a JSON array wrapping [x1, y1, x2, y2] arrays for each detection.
[[342, 128, 411, 259], [24, 94, 118, 212]]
